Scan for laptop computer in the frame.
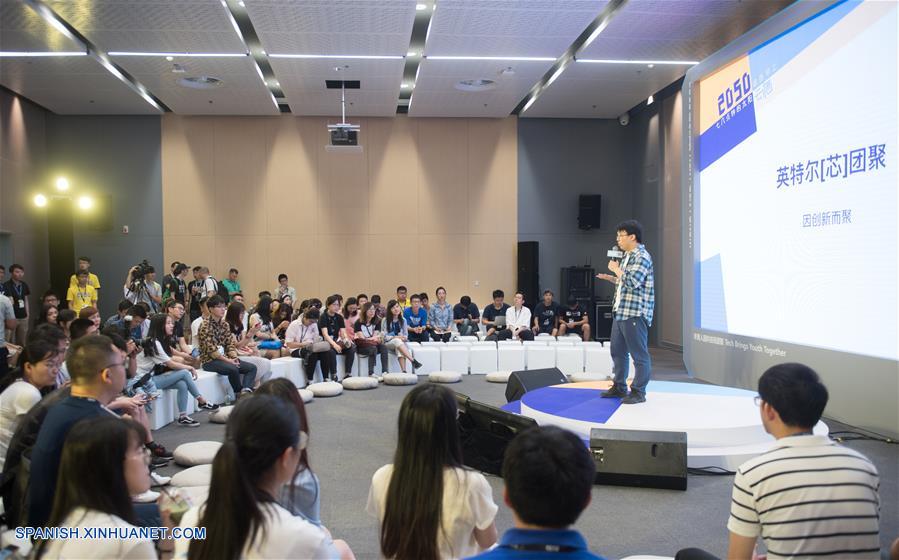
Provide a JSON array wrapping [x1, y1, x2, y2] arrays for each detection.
[[494, 315, 507, 328]]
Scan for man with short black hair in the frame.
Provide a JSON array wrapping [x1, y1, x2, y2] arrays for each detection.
[[198, 295, 256, 397], [396, 285, 410, 311], [371, 294, 386, 320], [28, 335, 127, 527], [533, 290, 561, 337], [223, 268, 241, 299], [597, 219, 654, 405], [68, 256, 101, 297], [275, 274, 296, 303], [188, 266, 204, 322], [723, 363, 880, 560], [501, 292, 534, 341], [469, 425, 606, 560], [3, 264, 30, 345], [68, 318, 98, 340], [123, 263, 162, 313], [67, 270, 98, 313], [483, 290, 510, 341], [453, 295, 480, 336], [404, 294, 429, 343], [163, 262, 189, 305], [558, 296, 591, 342]]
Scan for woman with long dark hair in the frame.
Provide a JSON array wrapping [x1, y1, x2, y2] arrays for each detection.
[[35, 304, 59, 327], [34, 416, 156, 559], [254, 378, 320, 525], [224, 301, 271, 388], [367, 384, 498, 559], [178, 395, 354, 559], [0, 336, 61, 471], [354, 302, 389, 378], [381, 300, 421, 372], [138, 313, 218, 426], [249, 295, 285, 358]]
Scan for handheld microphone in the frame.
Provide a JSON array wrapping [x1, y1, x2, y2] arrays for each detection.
[[607, 245, 624, 261]]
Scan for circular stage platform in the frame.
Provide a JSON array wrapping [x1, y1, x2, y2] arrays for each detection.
[[501, 380, 828, 470]]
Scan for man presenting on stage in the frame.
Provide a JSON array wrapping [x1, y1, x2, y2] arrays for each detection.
[[596, 220, 655, 404]]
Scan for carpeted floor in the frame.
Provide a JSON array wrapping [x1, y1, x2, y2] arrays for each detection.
[[154, 348, 898, 559]]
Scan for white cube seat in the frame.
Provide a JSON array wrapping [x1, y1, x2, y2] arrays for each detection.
[[271, 357, 306, 388], [526, 345, 556, 370], [497, 340, 521, 346], [468, 346, 498, 374], [497, 345, 525, 371], [440, 346, 469, 373], [411, 346, 441, 375], [523, 339, 548, 346], [194, 370, 232, 406], [147, 390, 177, 430], [584, 346, 614, 377], [555, 345, 585, 376]]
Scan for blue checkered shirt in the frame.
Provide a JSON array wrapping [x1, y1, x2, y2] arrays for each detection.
[[613, 244, 654, 326]]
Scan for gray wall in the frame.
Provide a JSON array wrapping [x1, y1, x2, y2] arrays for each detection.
[[518, 102, 684, 349], [0, 89, 51, 311], [517, 118, 634, 305], [45, 115, 162, 319]]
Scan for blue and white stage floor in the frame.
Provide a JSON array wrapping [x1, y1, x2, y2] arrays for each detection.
[[502, 380, 828, 470]]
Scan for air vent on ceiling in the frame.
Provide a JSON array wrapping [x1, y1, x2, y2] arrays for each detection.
[[178, 76, 223, 90], [455, 79, 496, 92], [326, 80, 360, 89]]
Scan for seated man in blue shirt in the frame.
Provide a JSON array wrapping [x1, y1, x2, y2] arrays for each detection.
[[467, 426, 606, 560], [403, 293, 429, 343]]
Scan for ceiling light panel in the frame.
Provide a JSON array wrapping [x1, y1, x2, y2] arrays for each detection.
[[0, 1, 83, 52], [424, 0, 609, 58], [109, 55, 279, 114], [244, 0, 416, 56], [0, 55, 160, 114], [46, 0, 248, 54]]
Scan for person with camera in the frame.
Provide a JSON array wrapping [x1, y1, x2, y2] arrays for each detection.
[[123, 261, 162, 313]]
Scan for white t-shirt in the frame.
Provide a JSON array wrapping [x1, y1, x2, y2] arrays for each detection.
[[367, 465, 498, 560], [0, 380, 41, 471], [505, 306, 532, 335], [190, 317, 204, 341], [136, 341, 171, 376], [40, 507, 156, 559], [175, 501, 338, 559]]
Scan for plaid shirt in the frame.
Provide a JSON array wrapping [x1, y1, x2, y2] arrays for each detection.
[[613, 244, 654, 326]]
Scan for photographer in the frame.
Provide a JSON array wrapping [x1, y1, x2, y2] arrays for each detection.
[[123, 261, 162, 313]]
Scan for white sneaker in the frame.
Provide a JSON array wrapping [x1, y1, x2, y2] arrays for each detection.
[[150, 471, 171, 486], [133, 490, 160, 503]]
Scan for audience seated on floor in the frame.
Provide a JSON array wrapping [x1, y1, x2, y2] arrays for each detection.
[[31, 416, 158, 559], [367, 384, 498, 559], [468, 425, 606, 560], [175, 394, 354, 559]]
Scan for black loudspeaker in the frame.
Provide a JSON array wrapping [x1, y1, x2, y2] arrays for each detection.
[[505, 368, 568, 402], [561, 266, 594, 300], [594, 302, 613, 342], [456, 392, 537, 476], [589, 428, 688, 490], [517, 241, 539, 309], [577, 194, 602, 230]]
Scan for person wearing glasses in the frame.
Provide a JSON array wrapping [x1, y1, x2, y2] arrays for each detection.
[[27, 335, 130, 527], [596, 220, 655, 405], [198, 295, 257, 398]]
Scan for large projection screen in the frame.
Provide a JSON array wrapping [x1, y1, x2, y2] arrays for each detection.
[[682, 0, 898, 436]]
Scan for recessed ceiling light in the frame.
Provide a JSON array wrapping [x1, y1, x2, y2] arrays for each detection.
[[647, 63, 654, 68], [401, 83, 412, 89], [270, 54, 403, 60], [108, 51, 247, 58], [416, 3, 427, 10], [165, 55, 174, 61], [428, 56, 555, 62], [407, 50, 418, 57], [576, 58, 698, 65], [647, 95, 654, 105], [455, 79, 496, 92], [178, 76, 224, 89]]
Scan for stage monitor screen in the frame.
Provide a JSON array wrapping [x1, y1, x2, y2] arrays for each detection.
[[683, 0, 897, 434]]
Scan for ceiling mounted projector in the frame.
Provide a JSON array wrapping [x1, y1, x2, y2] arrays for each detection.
[[326, 80, 362, 152]]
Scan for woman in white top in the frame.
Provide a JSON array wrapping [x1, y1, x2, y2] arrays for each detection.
[[0, 337, 61, 471], [34, 416, 157, 559], [367, 384, 498, 559], [138, 314, 218, 427], [176, 395, 355, 560]]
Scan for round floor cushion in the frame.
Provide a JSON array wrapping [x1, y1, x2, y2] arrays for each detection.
[[342, 376, 379, 390], [173, 441, 222, 467], [569, 371, 613, 383], [180, 485, 210, 506], [171, 464, 212, 488], [298, 388, 314, 403], [307, 381, 343, 397], [485, 370, 512, 383], [208, 405, 234, 424], [383, 373, 418, 386], [429, 370, 462, 384]]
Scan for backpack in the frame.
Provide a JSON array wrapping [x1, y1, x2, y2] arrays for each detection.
[[209, 277, 231, 302]]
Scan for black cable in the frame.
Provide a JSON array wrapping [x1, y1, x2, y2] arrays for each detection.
[[688, 466, 735, 476], [828, 430, 897, 445]]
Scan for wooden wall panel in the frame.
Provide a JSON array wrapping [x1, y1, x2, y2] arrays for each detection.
[[162, 115, 516, 305]]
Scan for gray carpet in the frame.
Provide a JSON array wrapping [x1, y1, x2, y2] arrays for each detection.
[[154, 348, 898, 559]]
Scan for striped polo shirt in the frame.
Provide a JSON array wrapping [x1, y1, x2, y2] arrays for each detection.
[[728, 434, 880, 559]]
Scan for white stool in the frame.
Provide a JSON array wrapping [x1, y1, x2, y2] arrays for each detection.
[[194, 370, 233, 405], [549, 339, 577, 346], [523, 339, 548, 346], [468, 346, 498, 374], [271, 357, 306, 388], [498, 345, 525, 371], [268, 358, 290, 382], [526, 345, 556, 370], [584, 346, 614, 377], [471, 340, 497, 347], [456, 335, 479, 343], [387, 351, 413, 373], [148, 391, 177, 430], [440, 346, 469, 373], [335, 353, 358, 380], [421, 341, 444, 346], [356, 354, 383, 377], [555, 345, 585, 376], [411, 346, 441, 375], [497, 340, 521, 346]]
